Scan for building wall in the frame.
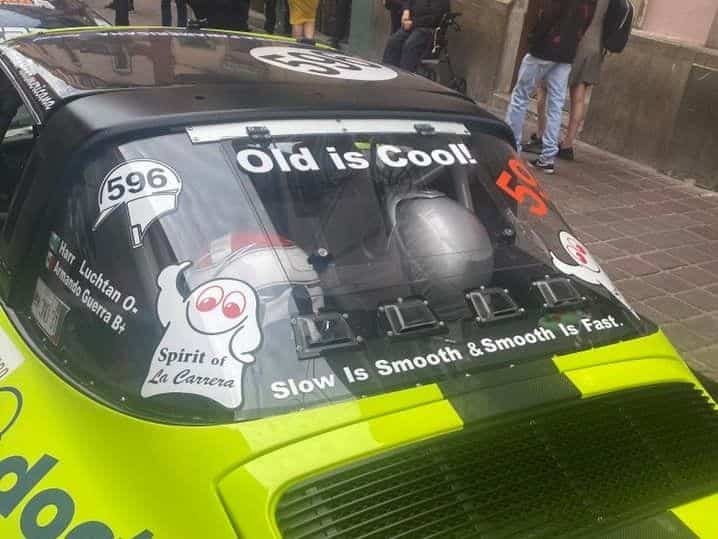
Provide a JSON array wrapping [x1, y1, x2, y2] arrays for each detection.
[[641, 0, 718, 47], [581, 31, 718, 189]]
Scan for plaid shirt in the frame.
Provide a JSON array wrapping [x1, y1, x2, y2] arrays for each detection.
[[530, 0, 597, 63]]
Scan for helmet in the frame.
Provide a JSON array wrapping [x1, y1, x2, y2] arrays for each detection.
[[388, 189, 494, 318]]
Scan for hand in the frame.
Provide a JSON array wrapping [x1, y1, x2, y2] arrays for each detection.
[[402, 18, 413, 31]]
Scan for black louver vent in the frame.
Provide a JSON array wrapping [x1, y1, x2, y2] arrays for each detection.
[[276, 383, 718, 538]]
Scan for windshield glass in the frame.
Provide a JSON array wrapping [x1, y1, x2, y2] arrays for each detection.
[[26, 119, 653, 424]]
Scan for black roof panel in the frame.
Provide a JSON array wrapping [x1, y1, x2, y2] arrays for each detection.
[[0, 27, 483, 122]]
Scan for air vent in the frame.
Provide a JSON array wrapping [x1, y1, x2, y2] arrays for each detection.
[[276, 383, 718, 539]]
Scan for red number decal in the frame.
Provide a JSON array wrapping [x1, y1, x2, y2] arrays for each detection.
[[495, 158, 548, 217]]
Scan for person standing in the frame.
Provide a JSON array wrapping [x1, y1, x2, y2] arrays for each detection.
[[526, 0, 610, 160], [382, 0, 450, 73], [332, 0, 352, 48], [288, 0, 319, 40], [161, 0, 188, 26], [505, 0, 597, 174]]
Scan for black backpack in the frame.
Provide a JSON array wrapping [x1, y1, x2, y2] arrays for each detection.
[[603, 0, 634, 53]]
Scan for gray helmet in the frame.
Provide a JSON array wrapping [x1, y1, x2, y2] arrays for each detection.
[[388, 189, 494, 318]]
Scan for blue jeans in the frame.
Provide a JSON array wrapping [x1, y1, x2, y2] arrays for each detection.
[[505, 54, 571, 163]]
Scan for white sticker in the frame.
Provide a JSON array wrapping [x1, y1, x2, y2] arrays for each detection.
[[31, 278, 70, 345], [93, 160, 182, 248], [141, 262, 262, 409], [250, 46, 398, 81], [551, 231, 639, 318]]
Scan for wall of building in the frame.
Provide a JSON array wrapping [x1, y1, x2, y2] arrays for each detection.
[[581, 31, 718, 190], [640, 0, 718, 47]]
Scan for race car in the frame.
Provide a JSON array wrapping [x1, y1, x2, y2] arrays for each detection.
[[0, 0, 107, 41], [0, 27, 716, 539]]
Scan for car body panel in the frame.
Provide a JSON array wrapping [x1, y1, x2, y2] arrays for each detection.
[[1, 293, 714, 538]]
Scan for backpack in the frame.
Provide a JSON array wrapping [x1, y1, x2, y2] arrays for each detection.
[[603, 0, 634, 53]]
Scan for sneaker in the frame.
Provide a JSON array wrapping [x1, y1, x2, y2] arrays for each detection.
[[557, 146, 575, 161], [529, 158, 555, 174]]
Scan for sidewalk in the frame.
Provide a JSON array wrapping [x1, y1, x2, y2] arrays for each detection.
[[85, 0, 718, 394]]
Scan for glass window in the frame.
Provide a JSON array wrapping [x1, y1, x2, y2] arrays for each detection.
[[20, 119, 652, 424]]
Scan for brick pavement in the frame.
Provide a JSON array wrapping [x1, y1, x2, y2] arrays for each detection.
[[86, 0, 718, 394]]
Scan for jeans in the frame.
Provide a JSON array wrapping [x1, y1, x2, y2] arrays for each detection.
[[382, 28, 432, 73], [161, 0, 187, 26], [505, 54, 571, 163]]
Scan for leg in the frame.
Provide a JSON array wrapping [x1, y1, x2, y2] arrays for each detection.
[[505, 54, 543, 153], [540, 62, 572, 163], [280, 0, 291, 34], [399, 28, 432, 72], [161, 0, 171, 26], [536, 83, 547, 139], [303, 20, 316, 40], [115, 0, 129, 25], [382, 29, 410, 67], [334, 0, 352, 44], [563, 83, 589, 149], [264, 0, 277, 33], [236, 0, 250, 31], [176, 0, 187, 27], [292, 24, 303, 39]]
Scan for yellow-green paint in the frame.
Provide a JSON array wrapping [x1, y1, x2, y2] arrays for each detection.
[[1, 297, 716, 538], [672, 493, 718, 537], [554, 331, 716, 406]]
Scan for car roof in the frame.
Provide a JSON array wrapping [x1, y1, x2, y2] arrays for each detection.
[[0, 27, 501, 126], [0, 0, 105, 39]]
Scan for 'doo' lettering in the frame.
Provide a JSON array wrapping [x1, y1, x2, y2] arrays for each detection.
[[20, 487, 75, 539], [0, 455, 57, 517], [66, 521, 114, 539]]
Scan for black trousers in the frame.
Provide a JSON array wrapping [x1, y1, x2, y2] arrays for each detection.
[[382, 28, 432, 73], [161, 0, 188, 26], [264, 0, 290, 33], [334, 0, 352, 43], [114, 0, 129, 25]]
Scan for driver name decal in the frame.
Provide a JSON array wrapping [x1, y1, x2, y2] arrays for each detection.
[[141, 262, 262, 408], [551, 230, 639, 318], [250, 46, 398, 80], [93, 160, 182, 249]]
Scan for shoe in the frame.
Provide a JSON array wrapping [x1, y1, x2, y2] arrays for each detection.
[[529, 158, 555, 175], [557, 146, 574, 161], [523, 133, 542, 154]]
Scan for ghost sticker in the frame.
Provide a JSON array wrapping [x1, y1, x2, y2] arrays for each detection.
[[550, 230, 639, 318], [93, 160, 182, 248], [141, 262, 262, 409]]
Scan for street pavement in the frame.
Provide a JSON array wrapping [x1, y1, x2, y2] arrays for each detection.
[[86, 0, 718, 394]]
